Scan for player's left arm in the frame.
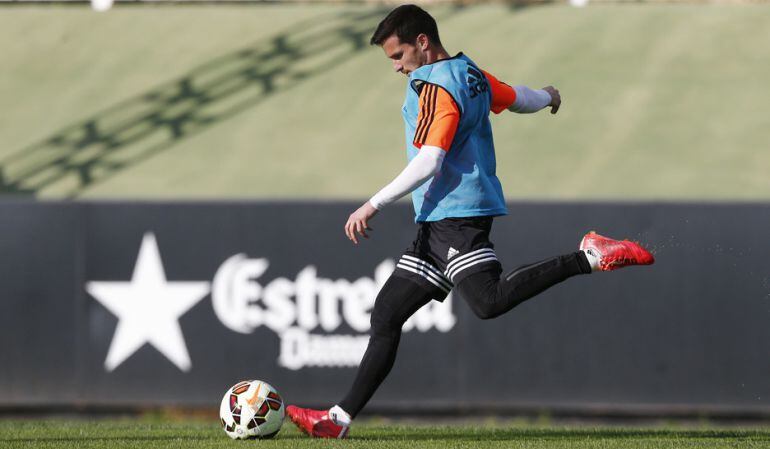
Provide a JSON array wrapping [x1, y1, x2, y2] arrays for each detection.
[[511, 85, 560, 114], [344, 84, 460, 245], [483, 70, 561, 115]]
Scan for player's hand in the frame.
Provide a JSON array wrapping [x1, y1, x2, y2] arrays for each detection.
[[345, 201, 379, 245], [543, 86, 561, 114]]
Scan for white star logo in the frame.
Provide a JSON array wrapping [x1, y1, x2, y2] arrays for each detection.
[[86, 233, 210, 372]]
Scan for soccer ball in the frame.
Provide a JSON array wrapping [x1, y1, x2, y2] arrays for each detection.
[[219, 380, 285, 439]]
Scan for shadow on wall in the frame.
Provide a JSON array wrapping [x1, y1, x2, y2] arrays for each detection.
[[1, 7, 463, 198]]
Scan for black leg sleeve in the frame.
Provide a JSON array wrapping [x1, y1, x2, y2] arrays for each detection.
[[455, 251, 591, 320], [338, 275, 434, 418]]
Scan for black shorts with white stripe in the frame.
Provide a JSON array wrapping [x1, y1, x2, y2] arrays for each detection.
[[392, 216, 502, 301]]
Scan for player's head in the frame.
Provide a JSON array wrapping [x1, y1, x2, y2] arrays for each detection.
[[370, 4, 443, 76]]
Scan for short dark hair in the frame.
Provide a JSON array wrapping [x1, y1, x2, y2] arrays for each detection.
[[370, 4, 442, 47]]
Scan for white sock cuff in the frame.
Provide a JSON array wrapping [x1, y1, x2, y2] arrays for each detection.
[[329, 405, 352, 426]]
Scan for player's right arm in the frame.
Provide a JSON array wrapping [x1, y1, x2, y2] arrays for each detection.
[[344, 84, 459, 245], [482, 70, 561, 115], [344, 147, 445, 244]]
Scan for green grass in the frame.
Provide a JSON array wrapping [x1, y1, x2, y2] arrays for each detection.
[[1, 3, 770, 199], [1, 419, 769, 448]]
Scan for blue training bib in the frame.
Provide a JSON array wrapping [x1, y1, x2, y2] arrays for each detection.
[[403, 53, 508, 222]]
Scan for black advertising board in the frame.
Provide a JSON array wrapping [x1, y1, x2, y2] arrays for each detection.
[[0, 200, 768, 414]]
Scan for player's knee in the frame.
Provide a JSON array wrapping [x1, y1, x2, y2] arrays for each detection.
[[370, 303, 401, 337], [475, 309, 497, 321], [456, 282, 501, 320], [469, 302, 501, 320]]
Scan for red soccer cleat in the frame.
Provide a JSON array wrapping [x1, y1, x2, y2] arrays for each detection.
[[579, 231, 655, 272], [285, 405, 349, 439]]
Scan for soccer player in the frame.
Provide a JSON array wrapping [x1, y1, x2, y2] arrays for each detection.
[[286, 4, 654, 438]]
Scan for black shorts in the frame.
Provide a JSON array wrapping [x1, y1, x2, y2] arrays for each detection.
[[392, 216, 502, 300]]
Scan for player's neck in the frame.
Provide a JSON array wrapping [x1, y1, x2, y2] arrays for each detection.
[[426, 46, 451, 65]]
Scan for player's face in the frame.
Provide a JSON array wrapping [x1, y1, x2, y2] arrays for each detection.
[[381, 34, 427, 76]]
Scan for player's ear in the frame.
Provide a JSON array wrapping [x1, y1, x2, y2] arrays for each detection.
[[416, 33, 429, 51]]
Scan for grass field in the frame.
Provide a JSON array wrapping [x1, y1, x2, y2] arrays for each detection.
[[2, 419, 769, 448], [1, 3, 769, 199]]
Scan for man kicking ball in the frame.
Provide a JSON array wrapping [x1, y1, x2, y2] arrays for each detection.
[[286, 4, 654, 438]]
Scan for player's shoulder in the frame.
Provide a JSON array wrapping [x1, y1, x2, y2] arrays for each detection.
[[411, 53, 474, 95], [414, 53, 472, 79]]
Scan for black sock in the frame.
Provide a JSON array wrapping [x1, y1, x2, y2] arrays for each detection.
[[575, 250, 593, 274]]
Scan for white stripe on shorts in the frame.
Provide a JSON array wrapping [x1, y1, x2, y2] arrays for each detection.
[[401, 255, 448, 281], [446, 248, 496, 272], [397, 256, 452, 292], [397, 259, 452, 290], [396, 263, 451, 294], [445, 248, 499, 282]]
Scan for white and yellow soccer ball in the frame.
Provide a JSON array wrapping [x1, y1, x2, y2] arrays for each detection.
[[219, 380, 285, 439]]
